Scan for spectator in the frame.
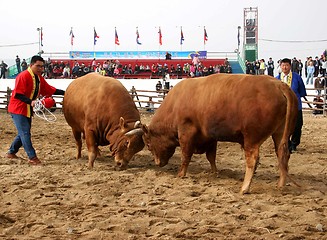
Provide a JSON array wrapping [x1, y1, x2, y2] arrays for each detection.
[[226, 64, 232, 74], [0, 60, 8, 78], [276, 58, 307, 152], [165, 52, 172, 60], [16, 55, 21, 73], [183, 63, 190, 75], [291, 57, 299, 74], [276, 59, 282, 76], [21, 59, 28, 71], [306, 61, 315, 85], [62, 64, 71, 78], [130, 86, 137, 100], [102, 60, 109, 74], [146, 97, 154, 112], [267, 57, 274, 76], [91, 58, 97, 71], [99, 67, 106, 76], [151, 64, 157, 75], [192, 54, 200, 67], [259, 59, 266, 75], [224, 58, 230, 66], [314, 75, 325, 96], [245, 60, 254, 75], [170, 64, 175, 76], [176, 64, 182, 78], [314, 56, 321, 77], [203, 66, 208, 76], [254, 60, 260, 75], [208, 65, 214, 75], [113, 66, 120, 76], [71, 62, 80, 78], [312, 95, 323, 115], [304, 56, 312, 78], [134, 64, 140, 74], [219, 64, 226, 74], [156, 80, 162, 92], [320, 55, 327, 77], [297, 59, 303, 77]]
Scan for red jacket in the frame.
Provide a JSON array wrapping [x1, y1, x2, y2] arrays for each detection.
[[8, 68, 56, 118]]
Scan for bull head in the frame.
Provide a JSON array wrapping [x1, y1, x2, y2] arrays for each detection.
[[113, 117, 145, 170], [141, 124, 175, 167]]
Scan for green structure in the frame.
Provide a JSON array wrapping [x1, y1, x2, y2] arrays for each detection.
[[243, 7, 258, 62]]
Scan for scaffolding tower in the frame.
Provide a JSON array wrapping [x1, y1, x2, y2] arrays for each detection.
[[243, 7, 258, 62]]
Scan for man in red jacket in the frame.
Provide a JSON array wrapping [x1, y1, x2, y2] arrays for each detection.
[[6, 55, 65, 165]]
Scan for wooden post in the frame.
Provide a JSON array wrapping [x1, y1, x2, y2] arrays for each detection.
[[131, 87, 141, 108]]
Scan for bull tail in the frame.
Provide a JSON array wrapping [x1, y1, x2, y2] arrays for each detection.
[[278, 83, 301, 188]]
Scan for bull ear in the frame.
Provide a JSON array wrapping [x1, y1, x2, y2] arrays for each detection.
[[141, 124, 149, 134], [119, 117, 127, 130]]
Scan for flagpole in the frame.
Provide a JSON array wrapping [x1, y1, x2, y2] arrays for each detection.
[[158, 26, 160, 60], [93, 27, 95, 58], [70, 27, 73, 52], [36, 27, 42, 55], [114, 27, 116, 52], [136, 26, 139, 54], [203, 26, 205, 51], [180, 26, 183, 52], [158, 26, 161, 60]]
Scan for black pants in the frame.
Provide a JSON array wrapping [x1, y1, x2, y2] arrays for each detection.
[[291, 110, 303, 147]]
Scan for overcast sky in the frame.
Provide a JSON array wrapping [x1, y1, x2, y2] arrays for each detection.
[[1, 0, 326, 66]]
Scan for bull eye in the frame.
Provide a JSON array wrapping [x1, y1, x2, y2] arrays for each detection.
[[125, 140, 129, 146]]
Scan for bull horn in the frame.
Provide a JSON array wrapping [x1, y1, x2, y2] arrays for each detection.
[[125, 128, 143, 136], [134, 120, 142, 128]]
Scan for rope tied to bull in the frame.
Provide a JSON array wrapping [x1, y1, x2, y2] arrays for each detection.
[[33, 97, 57, 122]]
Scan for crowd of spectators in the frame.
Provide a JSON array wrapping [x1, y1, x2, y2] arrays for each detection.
[[245, 51, 327, 81], [40, 56, 233, 79]]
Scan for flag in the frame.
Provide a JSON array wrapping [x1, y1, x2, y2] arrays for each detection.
[[136, 27, 142, 45], [158, 27, 162, 45], [40, 27, 43, 47], [69, 27, 75, 46], [94, 27, 99, 45], [115, 27, 120, 45], [180, 27, 184, 45], [204, 27, 208, 44]]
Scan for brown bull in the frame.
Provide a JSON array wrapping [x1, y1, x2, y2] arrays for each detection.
[[142, 74, 298, 194], [63, 73, 144, 169]]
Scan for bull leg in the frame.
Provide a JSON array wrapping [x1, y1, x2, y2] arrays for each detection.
[[84, 129, 97, 168], [177, 125, 196, 177], [72, 130, 82, 159], [241, 145, 260, 194], [206, 142, 218, 174], [178, 152, 192, 177], [272, 132, 290, 188]]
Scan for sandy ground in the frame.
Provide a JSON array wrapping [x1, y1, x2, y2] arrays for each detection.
[[0, 110, 326, 240]]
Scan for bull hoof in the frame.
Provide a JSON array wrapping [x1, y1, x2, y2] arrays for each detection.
[[114, 165, 127, 171], [177, 172, 186, 178], [277, 179, 286, 188], [240, 187, 250, 195]]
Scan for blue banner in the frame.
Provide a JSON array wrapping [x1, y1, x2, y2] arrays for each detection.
[[69, 51, 207, 59]]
